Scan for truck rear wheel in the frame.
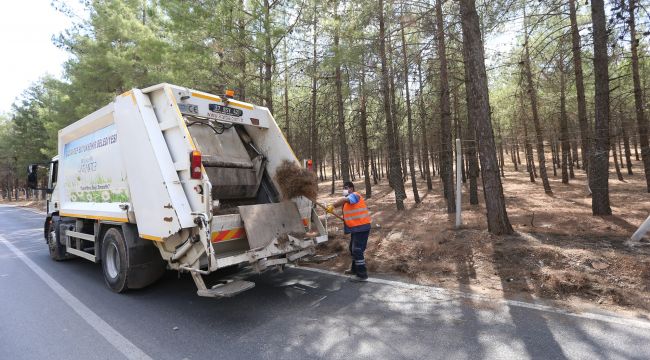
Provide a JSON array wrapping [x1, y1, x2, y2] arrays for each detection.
[[101, 228, 129, 293]]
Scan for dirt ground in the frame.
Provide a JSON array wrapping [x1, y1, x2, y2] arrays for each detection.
[[309, 158, 650, 317]]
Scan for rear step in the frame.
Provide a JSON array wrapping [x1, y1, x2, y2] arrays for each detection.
[[190, 271, 255, 298], [197, 280, 255, 298]]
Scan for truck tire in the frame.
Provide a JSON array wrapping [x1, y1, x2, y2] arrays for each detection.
[[101, 228, 129, 293], [46, 217, 74, 261]]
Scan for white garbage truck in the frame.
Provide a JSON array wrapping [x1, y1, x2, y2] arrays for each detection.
[[28, 83, 328, 298]]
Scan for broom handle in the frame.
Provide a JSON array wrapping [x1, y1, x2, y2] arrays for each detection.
[[310, 198, 345, 221]]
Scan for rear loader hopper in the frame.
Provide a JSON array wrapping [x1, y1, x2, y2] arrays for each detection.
[[30, 83, 328, 298]]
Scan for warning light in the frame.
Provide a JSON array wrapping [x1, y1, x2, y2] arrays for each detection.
[[225, 89, 235, 99], [190, 150, 202, 179]]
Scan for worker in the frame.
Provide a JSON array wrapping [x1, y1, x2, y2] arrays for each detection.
[[327, 181, 371, 282]]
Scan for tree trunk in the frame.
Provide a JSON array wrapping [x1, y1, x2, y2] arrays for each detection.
[[612, 133, 624, 181], [453, 82, 467, 183], [629, 0, 650, 191], [283, 38, 291, 145], [330, 124, 336, 194], [379, 0, 406, 210], [521, 90, 536, 182], [459, 0, 513, 235], [436, 0, 455, 212], [462, 30, 480, 205], [622, 116, 633, 175], [523, 11, 552, 194], [569, 0, 590, 173], [571, 138, 580, 169], [309, 5, 319, 175], [263, 0, 273, 114], [568, 141, 575, 179], [497, 121, 505, 177], [387, 23, 404, 185], [238, 0, 247, 101], [590, 0, 612, 215], [559, 56, 570, 184], [334, 6, 350, 183], [400, 22, 420, 203], [359, 62, 372, 198]]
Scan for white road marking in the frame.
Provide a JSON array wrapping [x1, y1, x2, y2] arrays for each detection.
[[296, 265, 650, 330], [0, 234, 153, 360]]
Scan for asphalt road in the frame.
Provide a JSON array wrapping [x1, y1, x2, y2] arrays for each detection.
[[2, 205, 650, 360]]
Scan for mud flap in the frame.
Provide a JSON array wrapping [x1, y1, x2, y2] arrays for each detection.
[[121, 224, 166, 289]]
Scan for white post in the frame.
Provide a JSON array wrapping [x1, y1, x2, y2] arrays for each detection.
[[455, 138, 462, 229], [631, 214, 650, 242]]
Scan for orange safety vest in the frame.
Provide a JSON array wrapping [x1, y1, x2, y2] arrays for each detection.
[[342, 192, 371, 229]]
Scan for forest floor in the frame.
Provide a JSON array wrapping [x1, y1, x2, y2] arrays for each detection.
[[308, 158, 650, 317]]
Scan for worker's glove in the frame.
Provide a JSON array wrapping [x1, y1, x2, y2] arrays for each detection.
[[326, 204, 335, 214]]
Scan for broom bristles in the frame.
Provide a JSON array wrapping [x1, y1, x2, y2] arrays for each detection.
[[274, 160, 318, 200]]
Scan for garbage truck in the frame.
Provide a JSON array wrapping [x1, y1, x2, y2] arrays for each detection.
[[27, 83, 328, 298]]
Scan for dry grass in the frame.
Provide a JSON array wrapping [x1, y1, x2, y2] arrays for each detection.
[[274, 160, 319, 200]]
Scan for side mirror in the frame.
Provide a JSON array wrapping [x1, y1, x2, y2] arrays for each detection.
[[27, 164, 38, 189]]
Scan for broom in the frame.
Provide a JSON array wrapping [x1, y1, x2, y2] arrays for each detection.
[[274, 160, 344, 221]]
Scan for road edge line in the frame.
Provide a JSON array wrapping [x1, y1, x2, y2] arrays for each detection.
[[295, 265, 650, 330], [0, 234, 153, 360]]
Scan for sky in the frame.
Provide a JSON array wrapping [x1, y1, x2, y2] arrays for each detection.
[[0, 0, 77, 114]]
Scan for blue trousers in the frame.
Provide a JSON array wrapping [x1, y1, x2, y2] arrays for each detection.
[[349, 230, 370, 278]]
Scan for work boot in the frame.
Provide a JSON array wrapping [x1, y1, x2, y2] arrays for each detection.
[[344, 269, 356, 275], [349, 275, 368, 282]]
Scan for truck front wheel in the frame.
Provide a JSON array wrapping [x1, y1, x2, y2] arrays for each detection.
[[102, 228, 129, 293], [47, 217, 74, 261]]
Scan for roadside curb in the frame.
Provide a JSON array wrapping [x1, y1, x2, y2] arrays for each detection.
[[295, 265, 650, 330]]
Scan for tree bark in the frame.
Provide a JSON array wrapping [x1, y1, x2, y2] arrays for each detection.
[[283, 38, 291, 145], [379, 0, 406, 210], [523, 11, 552, 194], [400, 21, 420, 203], [334, 5, 351, 183], [559, 55, 570, 184], [238, 0, 247, 101], [521, 92, 536, 182], [263, 0, 273, 113], [612, 133, 624, 181], [359, 60, 372, 198], [589, 0, 612, 215], [459, 0, 513, 235], [309, 4, 319, 175], [462, 26, 480, 205], [622, 115, 633, 175], [629, 0, 650, 191], [417, 58, 433, 190], [435, 0, 454, 212], [568, 0, 590, 173]]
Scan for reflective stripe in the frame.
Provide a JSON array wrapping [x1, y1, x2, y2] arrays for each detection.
[[355, 260, 366, 265], [343, 207, 368, 215], [346, 213, 370, 221]]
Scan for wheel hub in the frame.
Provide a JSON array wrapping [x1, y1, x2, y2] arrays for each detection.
[[105, 243, 120, 279]]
